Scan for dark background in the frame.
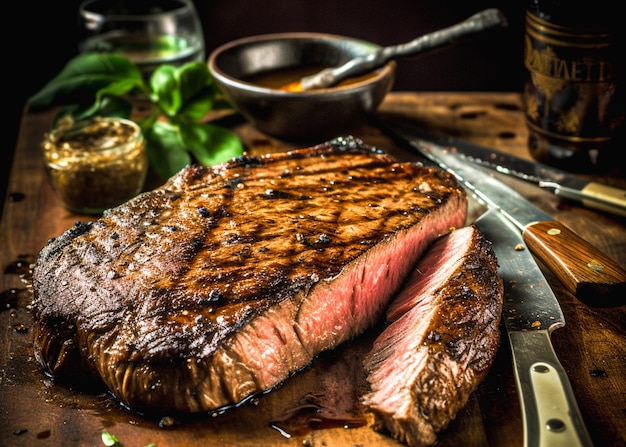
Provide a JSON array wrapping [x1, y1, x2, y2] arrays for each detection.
[[4, 1, 526, 211]]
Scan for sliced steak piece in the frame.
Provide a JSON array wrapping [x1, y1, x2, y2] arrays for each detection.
[[32, 136, 468, 414], [361, 224, 503, 447]]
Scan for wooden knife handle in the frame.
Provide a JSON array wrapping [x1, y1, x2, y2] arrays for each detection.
[[523, 221, 626, 307]]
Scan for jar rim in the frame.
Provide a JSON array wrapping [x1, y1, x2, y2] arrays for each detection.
[[45, 117, 143, 155]]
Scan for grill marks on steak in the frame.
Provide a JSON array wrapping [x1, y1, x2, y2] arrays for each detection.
[[361, 225, 503, 447], [32, 136, 468, 414]]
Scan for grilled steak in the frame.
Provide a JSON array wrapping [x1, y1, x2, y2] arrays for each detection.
[[361, 224, 503, 447], [32, 136, 467, 414]]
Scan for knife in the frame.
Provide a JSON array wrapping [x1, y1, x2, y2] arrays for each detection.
[[377, 124, 626, 218], [459, 143, 626, 218], [474, 209, 594, 447], [377, 119, 626, 307]]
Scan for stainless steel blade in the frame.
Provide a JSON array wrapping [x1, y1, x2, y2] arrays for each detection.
[[474, 210, 594, 447], [442, 136, 626, 218], [376, 121, 626, 217], [378, 118, 626, 307], [377, 120, 551, 229]]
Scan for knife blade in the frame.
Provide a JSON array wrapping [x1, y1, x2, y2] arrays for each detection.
[[378, 118, 626, 307], [378, 123, 626, 218], [474, 209, 594, 447]]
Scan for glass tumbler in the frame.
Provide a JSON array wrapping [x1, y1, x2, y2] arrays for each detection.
[[78, 0, 205, 77]]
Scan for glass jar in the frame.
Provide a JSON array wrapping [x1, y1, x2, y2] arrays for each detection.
[[42, 117, 148, 215]]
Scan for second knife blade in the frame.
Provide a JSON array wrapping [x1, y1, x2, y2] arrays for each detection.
[[378, 121, 626, 217]]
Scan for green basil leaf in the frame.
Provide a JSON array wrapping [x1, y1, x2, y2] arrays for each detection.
[[51, 96, 133, 128], [28, 53, 144, 108], [90, 96, 134, 119], [178, 62, 211, 101], [176, 86, 217, 122], [96, 78, 144, 99], [150, 65, 181, 117], [72, 96, 134, 122], [101, 430, 122, 447], [144, 121, 192, 180], [137, 113, 159, 131], [180, 122, 244, 166], [174, 63, 219, 121]]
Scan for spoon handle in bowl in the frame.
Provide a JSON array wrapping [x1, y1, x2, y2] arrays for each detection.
[[300, 8, 508, 91]]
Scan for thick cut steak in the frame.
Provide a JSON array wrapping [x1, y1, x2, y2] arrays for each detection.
[[32, 136, 467, 414], [361, 224, 503, 447]]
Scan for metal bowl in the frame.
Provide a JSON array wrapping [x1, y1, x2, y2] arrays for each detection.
[[207, 32, 396, 140]]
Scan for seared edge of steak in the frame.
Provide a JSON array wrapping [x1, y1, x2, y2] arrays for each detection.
[[361, 225, 504, 447], [32, 136, 469, 413]]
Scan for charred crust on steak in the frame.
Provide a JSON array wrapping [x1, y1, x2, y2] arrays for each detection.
[[32, 136, 470, 413]]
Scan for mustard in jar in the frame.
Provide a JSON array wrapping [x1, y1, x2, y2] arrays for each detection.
[[42, 117, 148, 215]]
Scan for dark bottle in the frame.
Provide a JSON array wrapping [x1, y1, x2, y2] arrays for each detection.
[[523, 0, 625, 173]]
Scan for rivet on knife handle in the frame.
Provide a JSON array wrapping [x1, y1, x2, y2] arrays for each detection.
[[530, 361, 592, 447], [523, 221, 626, 307], [508, 333, 595, 447]]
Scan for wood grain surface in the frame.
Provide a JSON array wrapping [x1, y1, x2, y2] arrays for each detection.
[[1, 92, 625, 447]]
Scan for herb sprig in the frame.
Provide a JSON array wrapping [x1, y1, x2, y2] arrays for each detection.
[[101, 429, 155, 447], [28, 53, 243, 180]]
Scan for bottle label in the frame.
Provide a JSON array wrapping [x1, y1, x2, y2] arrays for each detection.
[[524, 11, 623, 146]]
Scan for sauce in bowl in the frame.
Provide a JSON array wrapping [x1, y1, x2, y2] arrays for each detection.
[[244, 65, 379, 91]]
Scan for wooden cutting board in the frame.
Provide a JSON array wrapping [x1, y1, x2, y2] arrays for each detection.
[[1, 92, 625, 447]]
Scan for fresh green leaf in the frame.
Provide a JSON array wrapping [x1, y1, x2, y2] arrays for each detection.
[[52, 96, 133, 128], [28, 53, 145, 107], [176, 85, 217, 122], [149, 62, 216, 120], [150, 64, 181, 117], [176, 63, 217, 121], [76, 95, 134, 122], [145, 121, 193, 180], [181, 122, 244, 166], [95, 78, 145, 102], [177, 62, 211, 103], [101, 430, 155, 447], [101, 430, 122, 447]]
